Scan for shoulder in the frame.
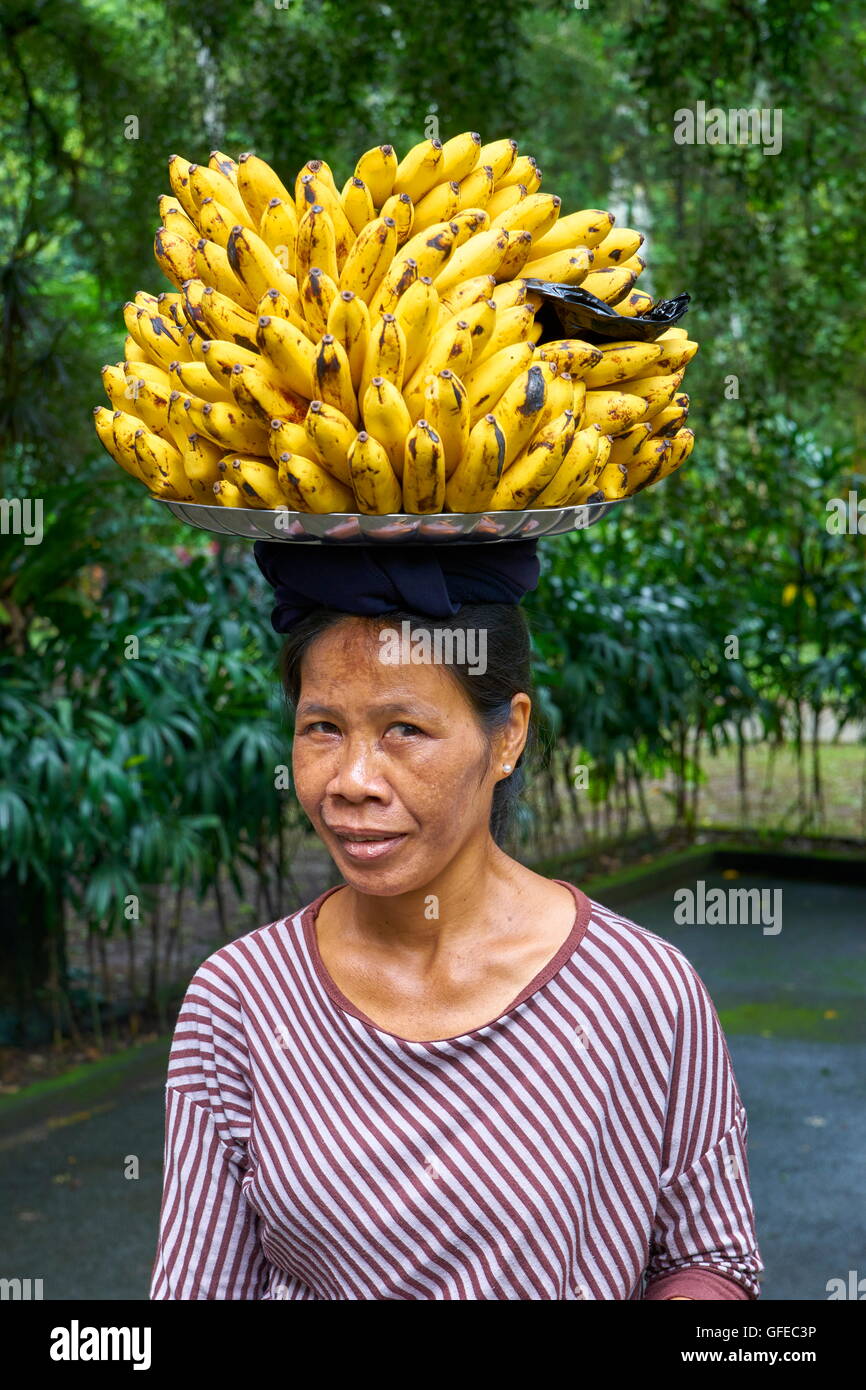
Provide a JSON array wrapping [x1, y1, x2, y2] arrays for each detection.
[[578, 891, 720, 1028], [180, 900, 314, 1011]]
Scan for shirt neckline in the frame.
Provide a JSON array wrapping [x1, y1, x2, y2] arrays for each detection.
[[299, 878, 592, 1047]]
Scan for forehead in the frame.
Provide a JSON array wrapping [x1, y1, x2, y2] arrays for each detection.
[[297, 618, 471, 712]]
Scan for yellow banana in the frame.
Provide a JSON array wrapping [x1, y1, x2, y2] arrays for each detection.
[[135, 312, 194, 371], [212, 478, 246, 507], [527, 208, 614, 261], [182, 395, 271, 454], [123, 333, 149, 364], [167, 155, 200, 221], [490, 361, 550, 469], [523, 246, 592, 285], [489, 278, 528, 312], [256, 314, 317, 397], [134, 426, 191, 499], [259, 198, 299, 274], [593, 460, 629, 500], [448, 208, 490, 246], [389, 220, 459, 288], [439, 130, 481, 184], [637, 339, 699, 376], [607, 422, 654, 466], [439, 274, 496, 323], [226, 362, 308, 425], [359, 311, 407, 404], [94, 406, 146, 483], [236, 152, 294, 225], [393, 137, 444, 201], [187, 161, 251, 227], [379, 192, 415, 245], [354, 144, 398, 208], [456, 163, 494, 210], [326, 289, 370, 392], [361, 376, 413, 480], [395, 277, 441, 378], [193, 196, 237, 249], [490, 408, 576, 510], [478, 138, 518, 182], [223, 456, 287, 509], [583, 389, 648, 434], [620, 253, 646, 276], [303, 399, 357, 486], [613, 290, 654, 318], [656, 326, 689, 341], [412, 180, 461, 233], [295, 169, 355, 260], [227, 224, 300, 304], [533, 338, 603, 376], [433, 227, 510, 294], [157, 290, 186, 329], [169, 360, 233, 404], [582, 341, 665, 388], [473, 303, 536, 366], [154, 227, 198, 289], [423, 368, 470, 479], [623, 436, 672, 494], [620, 371, 685, 420], [270, 417, 325, 466], [462, 341, 535, 425], [444, 412, 507, 512], [403, 419, 445, 512], [314, 333, 359, 423], [403, 319, 473, 420], [182, 328, 207, 362], [183, 432, 224, 497], [537, 368, 577, 431], [347, 431, 402, 514], [338, 214, 398, 304], [301, 268, 339, 339], [459, 296, 498, 364], [277, 451, 355, 512], [194, 237, 257, 309], [534, 424, 602, 507], [652, 427, 694, 481], [496, 155, 540, 190], [341, 176, 375, 236], [294, 158, 338, 208], [580, 267, 637, 303], [367, 254, 420, 318], [200, 338, 265, 385], [189, 282, 260, 350], [159, 198, 199, 246], [495, 228, 534, 282], [592, 228, 644, 268], [650, 399, 689, 437], [491, 192, 562, 242], [208, 150, 239, 181], [486, 183, 526, 220]]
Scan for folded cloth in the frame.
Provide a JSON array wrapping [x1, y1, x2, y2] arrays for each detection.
[[253, 539, 540, 631]]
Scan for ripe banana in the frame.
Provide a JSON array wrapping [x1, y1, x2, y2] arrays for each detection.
[[637, 339, 699, 375], [256, 314, 317, 398], [303, 399, 357, 486], [473, 303, 536, 366], [490, 361, 550, 469], [237, 152, 294, 225], [444, 412, 507, 513], [533, 338, 603, 375], [403, 318, 473, 419], [314, 333, 359, 423], [456, 163, 494, 210], [462, 341, 535, 425], [403, 419, 445, 512], [169, 360, 234, 404], [491, 192, 561, 242], [354, 144, 398, 209], [449, 208, 490, 246], [277, 451, 355, 512], [213, 479, 246, 507], [270, 417, 325, 466], [613, 289, 654, 318], [579, 267, 638, 303], [338, 215, 398, 304], [94, 406, 146, 482], [167, 155, 200, 222], [229, 456, 291, 510], [361, 376, 413, 479], [326, 289, 370, 392], [592, 228, 644, 268], [359, 312, 407, 404], [607, 422, 654, 466], [523, 246, 592, 285], [183, 432, 224, 497], [301, 268, 339, 338], [154, 228, 198, 289], [294, 201, 339, 286], [478, 138, 518, 182], [194, 237, 257, 309], [347, 431, 402, 514], [528, 208, 614, 261], [226, 362, 308, 425], [619, 371, 685, 420], [623, 436, 672, 494], [583, 389, 648, 434], [490, 408, 576, 510], [379, 192, 415, 245], [439, 131, 482, 184], [582, 341, 665, 389], [433, 227, 510, 294], [182, 395, 271, 454], [412, 179, 461, 233], [187, 161, 251, 226], [341, 176, 375, 236], [651, 427, 694, 482], [534, 424, 602, 507], [259, 198, 299, 274], [368, 254, 420, 318], [393, 137, 444, 202], [395, 276, 441, 378], [227, 225, 300, 305], [422, 368, 469, 479], [496, 155, 540, 191], [594, 460, 629, 500]]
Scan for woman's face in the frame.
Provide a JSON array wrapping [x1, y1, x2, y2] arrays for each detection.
[[292, 617, 528, 896]]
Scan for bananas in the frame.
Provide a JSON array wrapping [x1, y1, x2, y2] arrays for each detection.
[[96, 134, 699, 513]]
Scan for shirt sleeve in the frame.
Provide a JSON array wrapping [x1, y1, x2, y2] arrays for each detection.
[[149, 955, 273, 1300], [643, 955, 764, 1301]]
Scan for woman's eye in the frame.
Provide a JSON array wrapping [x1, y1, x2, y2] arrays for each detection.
[[389, 722, 422, 736], [304, 720, 339, 734]]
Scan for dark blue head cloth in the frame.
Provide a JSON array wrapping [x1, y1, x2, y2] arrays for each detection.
[[253, 538, 540, 632]]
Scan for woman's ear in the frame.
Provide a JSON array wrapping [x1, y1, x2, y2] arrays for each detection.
[[496, 693, 531, 774]]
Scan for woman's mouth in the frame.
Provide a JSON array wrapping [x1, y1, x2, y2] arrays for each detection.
[[325, 827, 409, 861]]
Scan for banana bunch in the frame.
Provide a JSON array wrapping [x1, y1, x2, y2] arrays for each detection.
[[94, 135, 698, 514]]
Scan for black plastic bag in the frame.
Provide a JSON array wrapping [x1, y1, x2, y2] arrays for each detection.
[[525, 279, 691, 345]]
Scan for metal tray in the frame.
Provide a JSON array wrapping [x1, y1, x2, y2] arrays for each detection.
[[157, 498, 622, 544]]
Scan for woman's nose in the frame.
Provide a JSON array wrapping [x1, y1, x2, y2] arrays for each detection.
[[325, 739, 387, 800]]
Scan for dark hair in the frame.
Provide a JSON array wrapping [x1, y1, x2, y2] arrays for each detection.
[[279, 602, 540, 847]]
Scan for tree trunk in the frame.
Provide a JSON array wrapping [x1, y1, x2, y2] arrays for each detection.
[[0, 872, 56, 1045]]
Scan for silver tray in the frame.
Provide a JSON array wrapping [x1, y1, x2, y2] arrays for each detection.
[[157, 498, 621, 544]]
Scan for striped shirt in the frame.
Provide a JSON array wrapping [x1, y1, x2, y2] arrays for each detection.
[[150, 879, 763, 1301]]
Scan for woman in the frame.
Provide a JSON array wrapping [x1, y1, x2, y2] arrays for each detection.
[[150, 540, 763, 1301]]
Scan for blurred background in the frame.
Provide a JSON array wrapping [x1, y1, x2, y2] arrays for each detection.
[[0, 0, 864, 1301]]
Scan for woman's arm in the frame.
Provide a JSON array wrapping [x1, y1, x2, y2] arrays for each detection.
[[643, 957, 764, 1301], [149, 955, 272, 1299]]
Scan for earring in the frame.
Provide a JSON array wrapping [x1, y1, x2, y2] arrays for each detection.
[[502, 763, 512, 773]]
